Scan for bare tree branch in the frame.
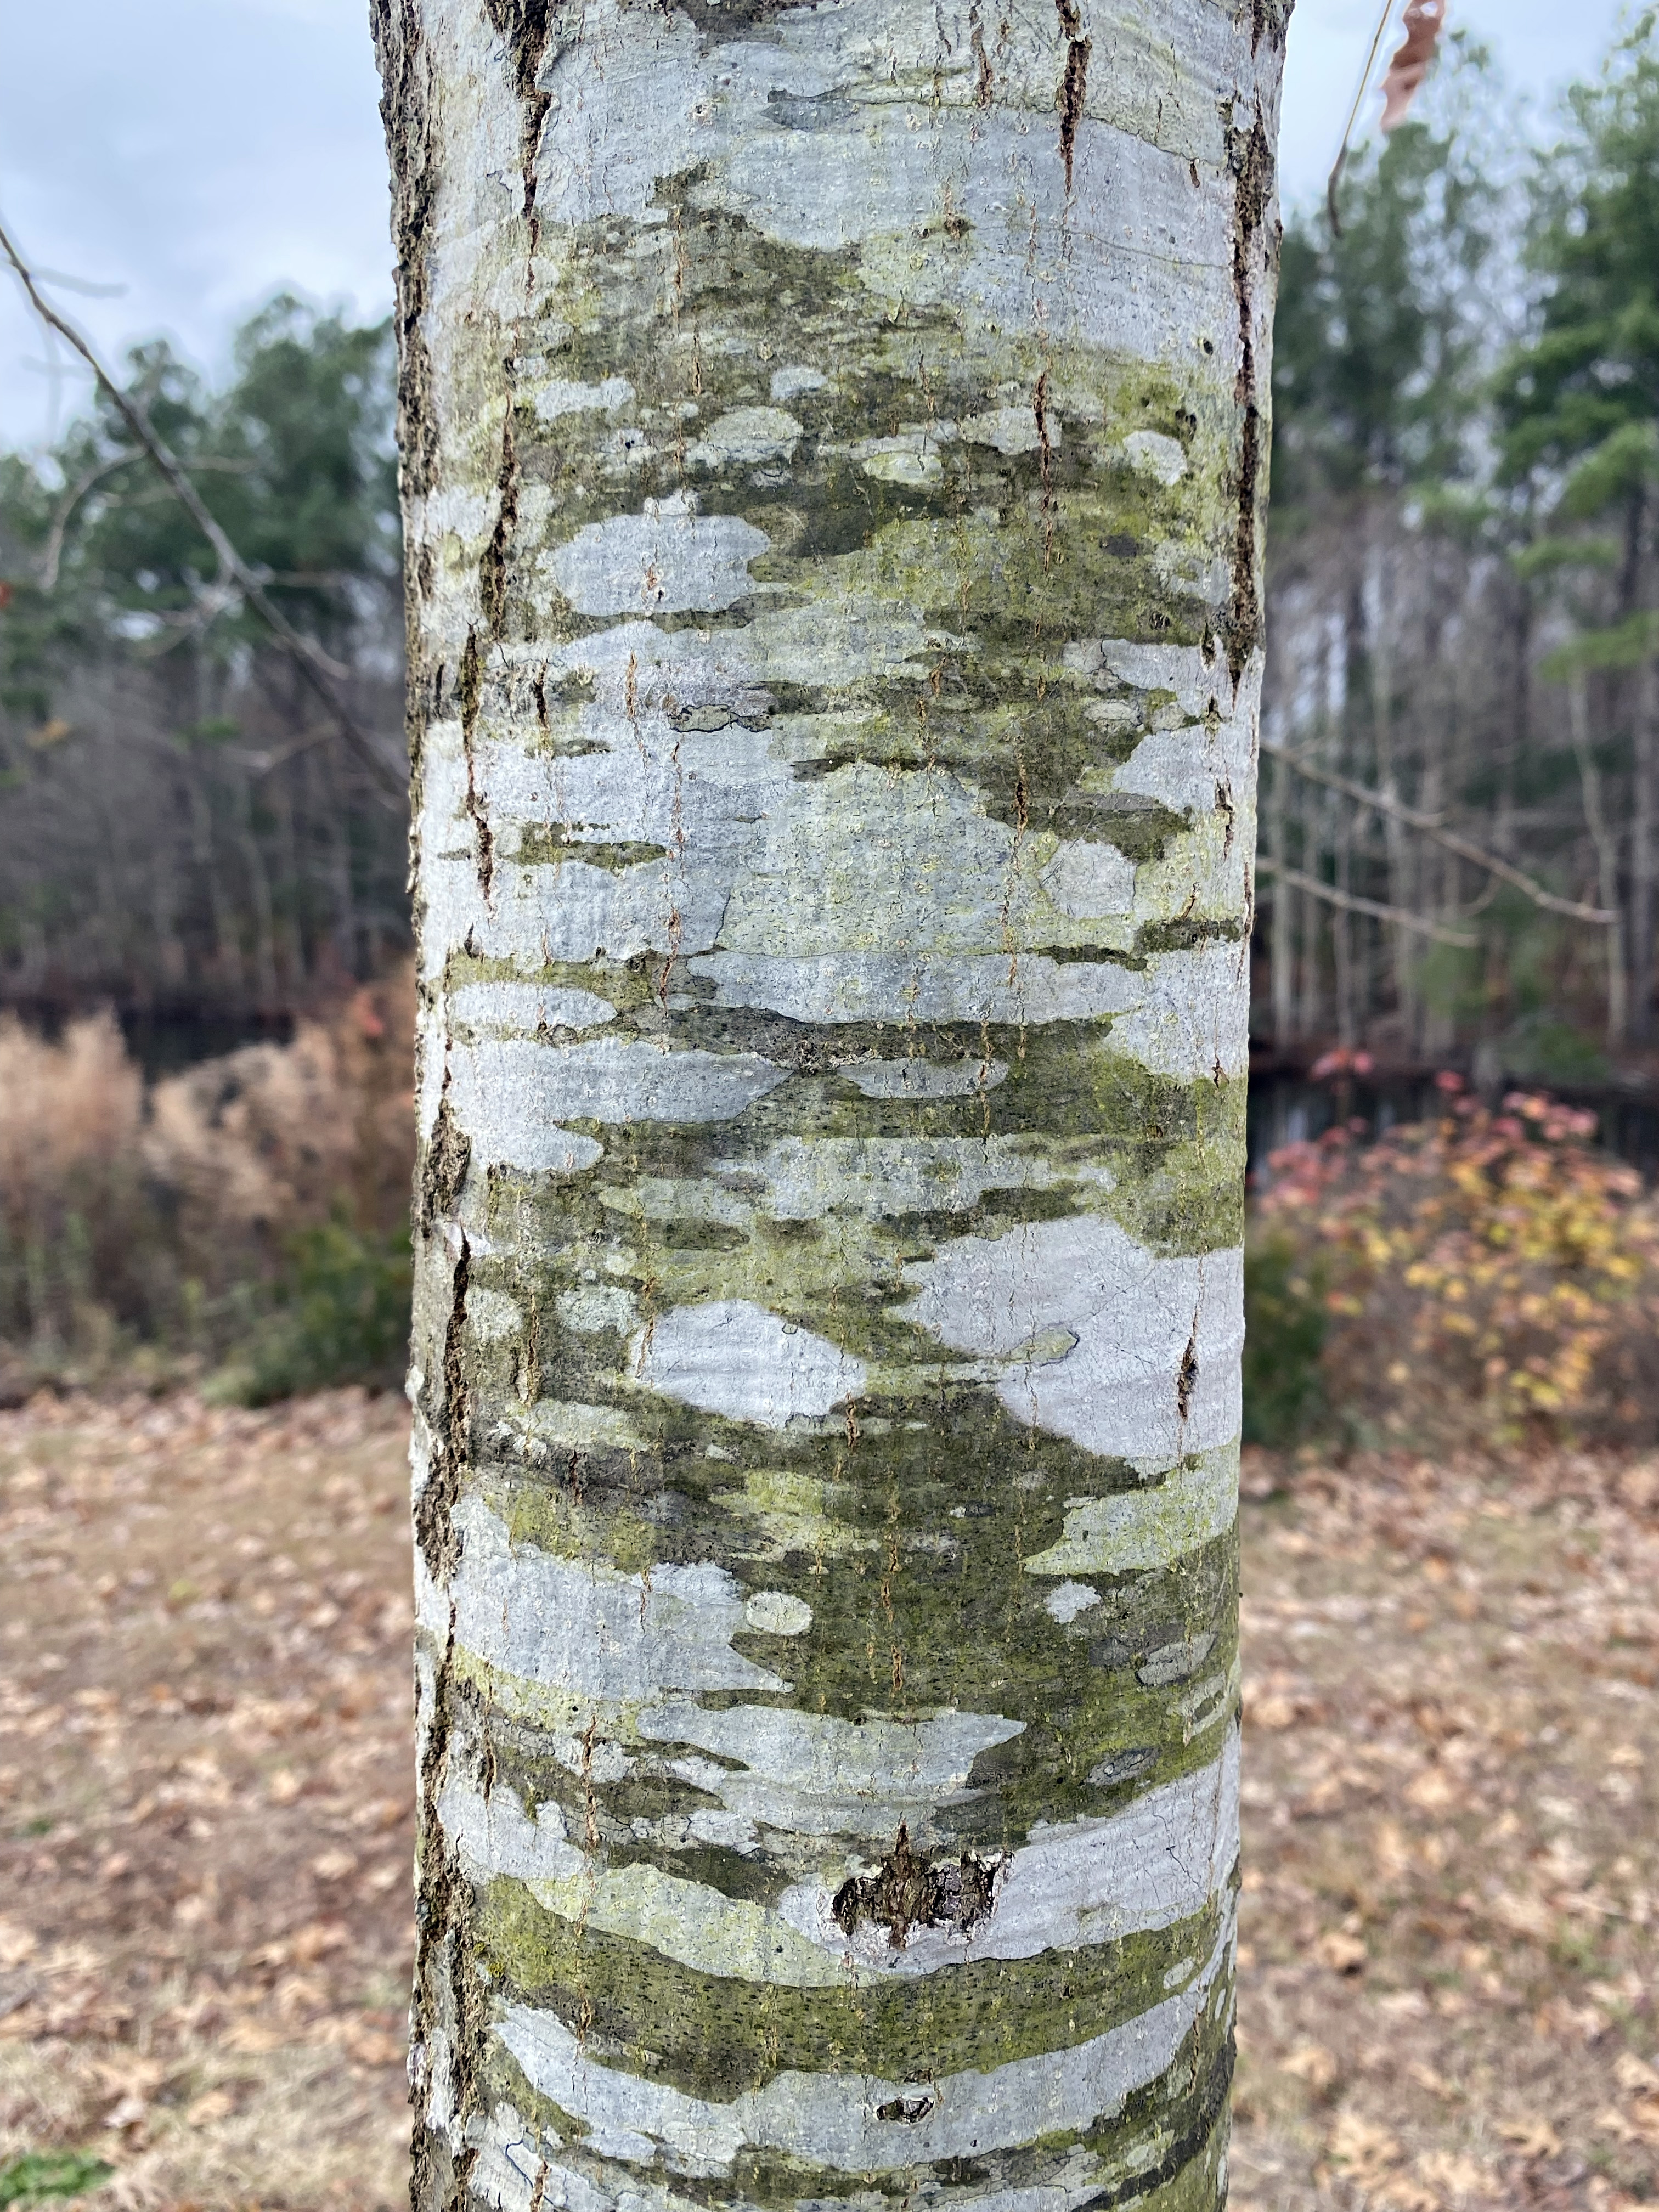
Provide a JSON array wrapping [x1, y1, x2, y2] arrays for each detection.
[[1269, 745, 1616, 924], [40, 449, 134, 590], [0, 218, 405, 802], [42, 453, 262, 592], [1255, 854, 1480, 946]]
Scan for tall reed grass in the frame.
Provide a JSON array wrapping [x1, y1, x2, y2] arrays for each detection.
[[0, 971, 415, 1400]]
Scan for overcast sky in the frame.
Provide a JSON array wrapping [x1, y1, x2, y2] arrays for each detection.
[[0, 0, 1639, 454]]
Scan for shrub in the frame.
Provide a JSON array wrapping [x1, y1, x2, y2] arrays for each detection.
[[1242, 1231, 1328, 1446], [0, 2149, 112, 2207], [1251, 1081, 1659, 1446], [227, 1214, 413, 1405]]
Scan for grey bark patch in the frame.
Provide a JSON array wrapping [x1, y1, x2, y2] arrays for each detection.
[[838, 1057, 1007, 1099], [547, 498, 770, 617], [449, 1037, 788, 1141], [1085, 1746, 1159, 1790], [831, 1824, 1008, 1951], [631, 1300, 866, 1428]]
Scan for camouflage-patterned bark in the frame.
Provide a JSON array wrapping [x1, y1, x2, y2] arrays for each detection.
[[372, 4, 1285, 2207]]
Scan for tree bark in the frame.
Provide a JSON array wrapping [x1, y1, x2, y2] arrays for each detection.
[[375, 5, 1285, 2208]]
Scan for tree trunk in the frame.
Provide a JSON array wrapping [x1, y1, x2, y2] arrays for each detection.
[[1630, 654, 1656, 1045], [1267, 744, 1296, 1048], [1570, 670, 1627, 1047], [374, 5, 1286, 2209]]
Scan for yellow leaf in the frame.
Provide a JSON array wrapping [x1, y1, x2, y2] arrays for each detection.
[[1404, 1763, 1458, 1811], [1414, 2148, 1492, 2199], [1489, 1889, 1554, 1940], [1407, 2060, 1459, 2101], [1614, 2051, 1659, 2098], [1248, 1692, 1297, 1731]]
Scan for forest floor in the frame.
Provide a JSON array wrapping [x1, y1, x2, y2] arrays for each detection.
[[0, 1396, 1655, 2211]]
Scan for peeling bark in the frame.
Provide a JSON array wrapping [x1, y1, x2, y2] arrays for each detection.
[[374, 3, 1285, 2206]]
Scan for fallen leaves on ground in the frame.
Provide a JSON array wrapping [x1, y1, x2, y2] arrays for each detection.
[[1233, 1444, 1659, 2211], [4, 1401, 1659, 2207], [0, 1390, 412, 2209]]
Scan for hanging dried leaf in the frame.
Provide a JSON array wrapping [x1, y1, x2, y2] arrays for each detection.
[[1380, 0, 1448, 133]]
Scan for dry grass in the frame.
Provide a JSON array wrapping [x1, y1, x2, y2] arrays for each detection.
[[1, 1401, 1656, 2209], [142, 978, 414, 1258], [0, 973, 414, 1387], [0, 1014, 143, 1207]]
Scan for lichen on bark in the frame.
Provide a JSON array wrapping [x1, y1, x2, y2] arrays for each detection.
[[374, 3, 1286, 2207]]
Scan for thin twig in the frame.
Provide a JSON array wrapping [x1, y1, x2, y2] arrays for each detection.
[[1328, 0, 1399, 236], [1269, 746, 1616, 924], [41, 453, 268, 591], [0, 218, 404, 802], [1255, 855, 1479, 946], [237, 724, 340, 780], [40, 449, 134, 590]]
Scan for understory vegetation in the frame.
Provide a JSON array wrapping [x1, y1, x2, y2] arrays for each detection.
[[1244, 1083, 1659, 1448], [1, 979, 1654, 1443], [3, 29, 1659, 1421], [0, 971, 413, 1403]]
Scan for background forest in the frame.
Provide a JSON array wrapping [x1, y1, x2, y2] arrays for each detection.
[[3, 22, 1659, 1429]]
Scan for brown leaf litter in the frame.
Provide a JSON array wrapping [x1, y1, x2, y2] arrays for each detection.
[[2, 1399, 1657, 2207]]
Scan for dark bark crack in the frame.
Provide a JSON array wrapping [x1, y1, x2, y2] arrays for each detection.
[[479, 404, 518, 641], [1054, 4, 1091, 196], [877, 2094, 938, 2123], [418, 1096, 471, 1239], [414, 1229, 471, 1585], [409, 1232, 481, 2209], [970, 2, 994, 107], [1222, 109, 1276, 687], [484, 0, 556, 221], [1176, 1315, 1200, 1421], [457, 628, 494, 900], [369, 0, 439, 503], [409, 1627, 490, 2211], [369, 0, 437, 808]]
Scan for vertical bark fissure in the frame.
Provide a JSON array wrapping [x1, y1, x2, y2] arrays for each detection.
[[1056, 16, 1092, 197], [456, 628, 494, 901], [484, 0, 557, 225], [1224, 106, 1274, 690]]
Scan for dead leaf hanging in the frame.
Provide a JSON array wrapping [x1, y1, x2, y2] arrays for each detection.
[[1380, 0, 1448, 133], [1328, 0, 1446, 233]]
